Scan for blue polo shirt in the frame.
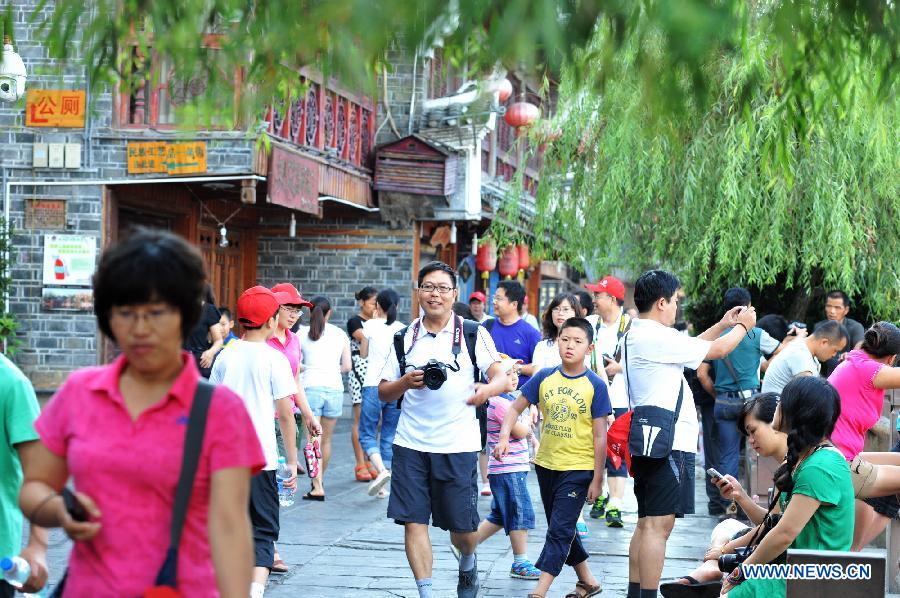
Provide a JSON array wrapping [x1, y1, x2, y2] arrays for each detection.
[[485, 318, 542, 387]]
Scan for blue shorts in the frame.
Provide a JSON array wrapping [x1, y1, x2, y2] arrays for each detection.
[[486, 471, 535, 533], [306, 387, 343, 419], [605, 407, 629, 477], [387, 445, 480, 532]]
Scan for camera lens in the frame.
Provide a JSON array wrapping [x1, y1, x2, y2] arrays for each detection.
[[0, 82, 9, 92]]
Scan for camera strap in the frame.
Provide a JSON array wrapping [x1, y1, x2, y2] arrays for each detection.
[[393, 316, 481, 384]]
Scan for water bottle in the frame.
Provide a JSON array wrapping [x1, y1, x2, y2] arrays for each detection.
[[276, 456, 295, 507], [1, 555, 30, 588]]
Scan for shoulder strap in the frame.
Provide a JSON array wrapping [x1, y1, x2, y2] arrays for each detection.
[[393, 325, 410, 374], [462, 319, 481, 383], [171, 380, 213, 549], [617, 313, 632, 340], [721, 356, 744, 392], [154, 379, 214, 587], [622, 332, 632, 409], [483, 318, 495, 332]]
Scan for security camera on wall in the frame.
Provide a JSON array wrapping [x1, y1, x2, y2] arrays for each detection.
[[0, 35, 26, 103]]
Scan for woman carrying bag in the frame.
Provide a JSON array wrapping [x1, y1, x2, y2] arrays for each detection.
[[19, 231, 264, 597]]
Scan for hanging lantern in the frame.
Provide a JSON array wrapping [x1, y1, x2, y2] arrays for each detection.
[[497, 78, 513, 104], [498, 245, 519, 279], [504, 101, 540, 129], [516, 243, 530, 281], [476, 238, 497, 282]]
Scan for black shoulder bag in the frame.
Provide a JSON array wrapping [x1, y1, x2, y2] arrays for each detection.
[[51, 380, 214, 598], [622, 332, 684, 459]]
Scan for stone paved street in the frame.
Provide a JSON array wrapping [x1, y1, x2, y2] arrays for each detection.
[[30, 396, 891, 596]]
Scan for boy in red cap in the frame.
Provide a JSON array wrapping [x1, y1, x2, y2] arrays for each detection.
[[210, 286, 322, 598]]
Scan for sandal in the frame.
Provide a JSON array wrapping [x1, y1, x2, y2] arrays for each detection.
[[527, 595, 545, 598], [302, 491, 325, 501], [270, 558, 289, 574], [367, 463, 379, 478], [355, 464, 372, 482], [565, 581, 602, 598], [659, 578, 722, 598]]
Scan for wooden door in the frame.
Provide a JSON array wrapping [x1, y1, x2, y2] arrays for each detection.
[[199, 224, 247, 313]]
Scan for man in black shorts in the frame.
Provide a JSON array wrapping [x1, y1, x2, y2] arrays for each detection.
[[377, 262, 505, 598], [621, 271, 756, 598]]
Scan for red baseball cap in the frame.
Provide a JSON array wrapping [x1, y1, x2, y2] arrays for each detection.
[[270, 282, 313, 308], [469, 291, 487, 304], [585, 275, 625, 301], [237, 286, 281, 327]]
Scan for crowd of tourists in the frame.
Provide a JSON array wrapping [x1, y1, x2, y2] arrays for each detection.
[[1, 229, 896, 598]]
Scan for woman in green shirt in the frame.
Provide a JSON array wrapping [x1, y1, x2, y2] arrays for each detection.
[[722, 376, 854, 597]]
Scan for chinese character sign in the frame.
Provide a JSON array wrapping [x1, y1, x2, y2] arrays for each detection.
[[127, 141, 208, 175], [25, 90, 87, 128], [42, 234, 98, 286], [268, 145, 321, 216]]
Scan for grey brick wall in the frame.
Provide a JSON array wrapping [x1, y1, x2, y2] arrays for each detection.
[[257, 216, 415, 326]]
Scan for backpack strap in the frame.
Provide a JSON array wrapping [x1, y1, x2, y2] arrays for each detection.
[[483, 318, 495, 332], [393, 325, 410, 374], [462, 319, 481, 383]]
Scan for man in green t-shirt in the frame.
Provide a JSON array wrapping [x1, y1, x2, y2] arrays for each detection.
[[1, 354, 48, 596]]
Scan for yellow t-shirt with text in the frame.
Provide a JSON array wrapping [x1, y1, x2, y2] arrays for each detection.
[[520, 366, 612, 471]]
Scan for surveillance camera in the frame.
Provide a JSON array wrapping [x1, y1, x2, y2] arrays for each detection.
[[0, 38, 27, 103]]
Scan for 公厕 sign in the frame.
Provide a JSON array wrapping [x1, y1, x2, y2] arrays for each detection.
[[25, 90, 87, 128], [127, 141, 208, 175]]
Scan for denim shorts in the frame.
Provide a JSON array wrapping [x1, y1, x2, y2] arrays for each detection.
[[306, 387, 344, 418], [486, 471, 536, 533]]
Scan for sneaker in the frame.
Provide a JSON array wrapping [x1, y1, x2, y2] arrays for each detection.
[[376, 487, 389, 499], [480, 483, 492, 496], [605, 507, 624, 528], [368, 469, 391, 496], [589, 495, 608, 519], [509, 560, 541, 580], [457, 556, 480, 598], [576, 519, 589, 538]]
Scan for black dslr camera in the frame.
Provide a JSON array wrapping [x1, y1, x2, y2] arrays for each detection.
[[718, 547, 751, 573], [420, 359, 449, 390]]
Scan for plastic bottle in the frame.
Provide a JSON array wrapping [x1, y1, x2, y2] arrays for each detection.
[[1, 555, 30, 588], [276, 456, 295, 507]]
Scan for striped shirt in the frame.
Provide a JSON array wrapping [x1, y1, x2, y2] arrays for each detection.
[[486, 394, 531, 475]]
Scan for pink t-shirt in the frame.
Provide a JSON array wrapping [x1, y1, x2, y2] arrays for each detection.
[[486, 395, 531, 475], [267, 329, 301, 413], [35, 352, 265, 597], [829, 350, 886, 460]]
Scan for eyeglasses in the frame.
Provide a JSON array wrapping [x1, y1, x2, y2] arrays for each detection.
[[110, 306, 177, 328], [280, 306, 302, 315], [418, 283, 455, 295], [551, 305, 575, 314]]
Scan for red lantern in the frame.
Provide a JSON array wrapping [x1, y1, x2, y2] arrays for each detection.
[[476, 239, 497, 281], [516, 244, 530, 282], [504, 101, 540, 129], [497, 79, 513, 104], [498, 246, 519, 279]]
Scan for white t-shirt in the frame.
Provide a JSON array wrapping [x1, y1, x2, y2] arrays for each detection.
[[587, 312, 630, 409], [377, 316, 501, 453], [363, 318, 406, 387], [299, 323, 350, 390], [209, 339, 296, 470], [620, 318, 712, 453], [532, 338, 562, 370], [761, 340, 820, 394]]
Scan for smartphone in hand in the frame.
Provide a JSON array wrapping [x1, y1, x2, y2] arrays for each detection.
[[706, 467, 725, 481]]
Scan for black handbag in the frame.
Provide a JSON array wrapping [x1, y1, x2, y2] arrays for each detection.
[[50, 380, 214, 597], [623, 333, 684, 459]]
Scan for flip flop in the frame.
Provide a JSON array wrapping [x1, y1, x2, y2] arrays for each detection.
[[302, 492, 325, 501], [659, 578, 722, 598], [565, 581, 602, 598]]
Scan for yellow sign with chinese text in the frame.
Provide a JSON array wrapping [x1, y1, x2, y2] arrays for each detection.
[[25, 90, 86, 128], [126, 141, 208, 175]]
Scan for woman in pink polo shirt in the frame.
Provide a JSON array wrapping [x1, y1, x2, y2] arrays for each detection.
[[829, 321, 900, 550], [19, 231, 265, 598]]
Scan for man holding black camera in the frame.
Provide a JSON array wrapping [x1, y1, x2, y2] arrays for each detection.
[[377, 261, 507, 598]]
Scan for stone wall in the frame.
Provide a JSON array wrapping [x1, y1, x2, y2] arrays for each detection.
[[257, 215, 415, 326]]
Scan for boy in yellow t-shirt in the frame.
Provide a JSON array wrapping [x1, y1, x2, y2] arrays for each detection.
[[495, 317, 611, 598]]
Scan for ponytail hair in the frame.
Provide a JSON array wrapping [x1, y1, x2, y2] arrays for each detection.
[[376, 289, 400, 325], [308, 296, 332, 341], [355, 286, 378, 302], [861, 321, 900, 358], [772, 377, 841, 494]]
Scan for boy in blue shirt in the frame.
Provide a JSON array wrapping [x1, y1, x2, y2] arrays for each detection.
[[495, 317, 610, 598]]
